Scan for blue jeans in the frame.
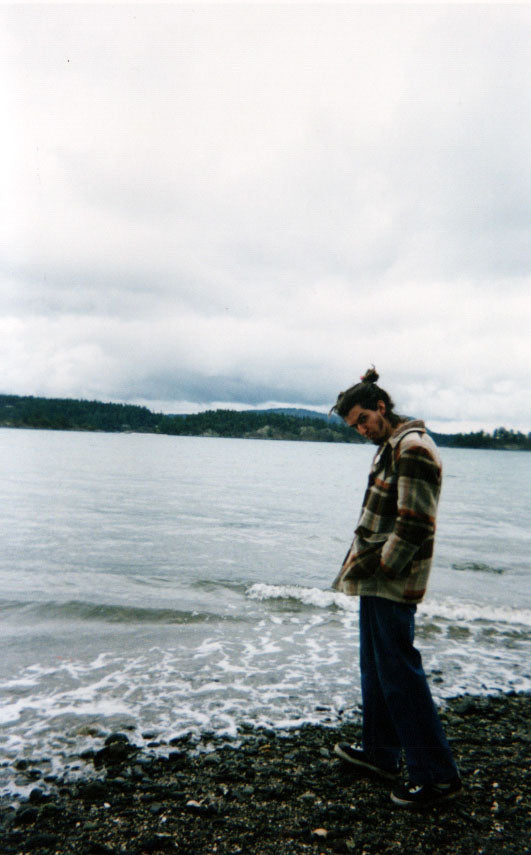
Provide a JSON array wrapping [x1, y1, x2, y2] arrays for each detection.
[[359, 596, 459, 785]]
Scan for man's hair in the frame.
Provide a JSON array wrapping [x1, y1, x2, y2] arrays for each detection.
[[329, 366, 400, 426]]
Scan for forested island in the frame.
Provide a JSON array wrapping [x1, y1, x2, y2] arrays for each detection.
[[0, 393, 529, 450]]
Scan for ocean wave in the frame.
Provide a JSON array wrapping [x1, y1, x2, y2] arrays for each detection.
[[0, 599, 237, 625], [451, 561, 505, 574], [246, 583, 356, 612], [190, 578, 249, 594], [245, 584, 531, 630], [420, 598, 531, 629]]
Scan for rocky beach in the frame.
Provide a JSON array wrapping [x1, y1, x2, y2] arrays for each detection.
[[0, 692, 529, 855]]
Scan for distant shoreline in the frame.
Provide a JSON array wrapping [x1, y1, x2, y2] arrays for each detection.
[[1, 394, 529, 450]]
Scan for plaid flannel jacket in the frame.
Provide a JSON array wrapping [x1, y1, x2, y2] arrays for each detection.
[[332, 420, 442, 604]]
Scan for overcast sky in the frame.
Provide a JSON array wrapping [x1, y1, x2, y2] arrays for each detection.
[[2, 2, 530, 433]]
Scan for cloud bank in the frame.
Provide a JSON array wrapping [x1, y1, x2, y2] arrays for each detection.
[[2, 4, 530, 432]]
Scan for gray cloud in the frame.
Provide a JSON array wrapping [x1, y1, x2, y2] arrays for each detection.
[[1, 4, 530, 432]]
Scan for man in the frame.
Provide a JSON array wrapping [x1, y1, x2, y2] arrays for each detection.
[[329, 367, 462, 807]]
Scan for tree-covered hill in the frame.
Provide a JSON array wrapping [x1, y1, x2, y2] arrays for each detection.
[[0, 395, 360, 444], [0, 394, 159, 433], [157, 408, 361, 443], [0, 394, 529, 450]]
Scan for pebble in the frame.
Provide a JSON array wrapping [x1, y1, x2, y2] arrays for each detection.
[[0, 692, 528, 855], [28, 788, 47, 804], [104, 732, 131, 747], [312, 827, 328, 838], [14, 806, 39, 825]]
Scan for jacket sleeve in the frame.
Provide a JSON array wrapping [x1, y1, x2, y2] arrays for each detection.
[[379, 444, 441, 579]]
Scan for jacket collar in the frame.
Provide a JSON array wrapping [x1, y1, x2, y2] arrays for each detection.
[[388, 419, 426, 449], [371, 419, 427, 470]]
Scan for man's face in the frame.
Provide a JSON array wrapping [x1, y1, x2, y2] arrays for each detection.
[[344, 401, 392, 445]]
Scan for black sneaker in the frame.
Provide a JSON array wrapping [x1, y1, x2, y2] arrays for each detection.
[[333, 743, 399, 781], [390, 777, 463, 808]]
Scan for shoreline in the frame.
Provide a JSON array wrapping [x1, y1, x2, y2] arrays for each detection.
[[1, 691, 529, 854], [2, 423, 530, 452], [2, 395, 530, 451]]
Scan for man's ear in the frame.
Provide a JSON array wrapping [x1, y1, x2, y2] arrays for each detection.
[[377, 400, 386, 416]]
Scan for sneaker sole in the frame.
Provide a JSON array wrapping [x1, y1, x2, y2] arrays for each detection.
[[333, 744, 399, 781], [390, 787, 463, 808]]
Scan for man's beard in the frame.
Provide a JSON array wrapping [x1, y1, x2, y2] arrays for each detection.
[[371, 415, 391, 445]]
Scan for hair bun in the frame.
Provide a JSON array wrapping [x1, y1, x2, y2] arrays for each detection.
[[361, 365, 379, 384]]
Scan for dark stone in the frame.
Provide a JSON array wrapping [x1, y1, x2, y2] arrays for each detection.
[[26, 769, 43, 780], [168, 751, 186, 764], [136, 756, 155, 768], [0, 692, 529, 855], [168, 788, 187, 799], [104, 733, 131, 747], [14, 806, 39, 825], [140, 835, 176, 852], [94, 740, 137, 769], [185, 800, 218, 816], [451, 698, 479, 716], [25, 832, 59, 850], [28, 788, 47, 804], [78, 780, 108, 801], [87, 842, 115, 854], [169, 734, 193, 746], [3, 829, 23, 846], [0, 806, 16, 826], [39, 802, 61, 819], [80, 749, 96, 761], [331, 840, 350, 854]]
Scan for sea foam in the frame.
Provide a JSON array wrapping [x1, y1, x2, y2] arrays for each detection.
[[246, 582, 531, 629]]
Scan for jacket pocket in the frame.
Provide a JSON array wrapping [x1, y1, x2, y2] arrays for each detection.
[[332, 541, 383, 589]]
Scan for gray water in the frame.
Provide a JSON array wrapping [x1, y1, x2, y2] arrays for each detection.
[[0, 428, 529, 798]]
